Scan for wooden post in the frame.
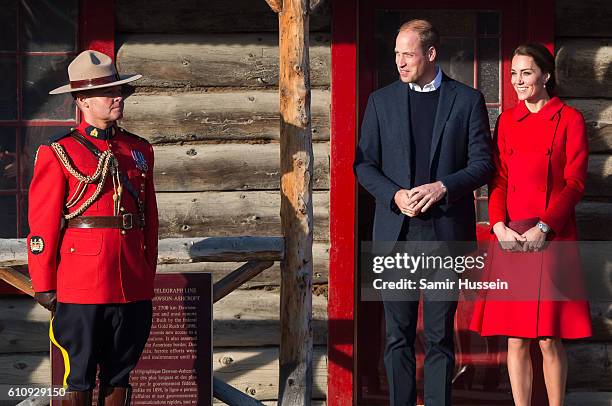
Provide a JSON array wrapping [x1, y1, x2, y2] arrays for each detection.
[[264, 0, 319, 404]]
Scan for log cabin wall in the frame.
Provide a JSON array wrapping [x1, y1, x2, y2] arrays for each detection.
[[114, 0, 332, 403], [554, 0, 612, 394], [1, 0, 611, 403]]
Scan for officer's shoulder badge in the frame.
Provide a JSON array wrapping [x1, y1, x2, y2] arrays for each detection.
[[46, 129, 77, 145], [29, 236, 45, 255], [131, 149, 149, 171]]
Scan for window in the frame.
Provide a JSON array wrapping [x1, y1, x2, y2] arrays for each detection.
[[0, 0, 78, 237]]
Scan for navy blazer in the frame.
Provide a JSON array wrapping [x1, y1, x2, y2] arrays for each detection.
[[354, 74, 494, 242]]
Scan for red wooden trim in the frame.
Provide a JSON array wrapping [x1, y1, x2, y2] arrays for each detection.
[[328, 0, 555, 403], [328, 0, 358, 404], [79, 0, 115, 58]]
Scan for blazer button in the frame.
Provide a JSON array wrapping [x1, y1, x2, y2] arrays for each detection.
[[508, 148, 514, 155], [545, 148, 552, 155]]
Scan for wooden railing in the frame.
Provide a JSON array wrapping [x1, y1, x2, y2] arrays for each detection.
[[1, 236, 284, 406]]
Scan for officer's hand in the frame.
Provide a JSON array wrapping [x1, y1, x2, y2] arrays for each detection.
[[34, 291, 57, 312]]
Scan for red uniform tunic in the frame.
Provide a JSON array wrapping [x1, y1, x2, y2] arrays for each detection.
[[470, 97, 592, 338], [27, 120, 159, 304]]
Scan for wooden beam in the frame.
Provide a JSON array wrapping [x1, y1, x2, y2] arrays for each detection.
[[556, 0, 612, 37], [116, 33, 331, 88], [152, 143, 330, 192], [0, 267, 34, 297], [157, 241, 329, 287], [564, 98, 612, 153], [213, 261, 275, 303], [156, 191, 329, 241], [120, 90, 330, 144], [556, 39, 612, 98], [213, 376, 265, 405], [157, 237, 284, 264], [276, 0, 314, 404]]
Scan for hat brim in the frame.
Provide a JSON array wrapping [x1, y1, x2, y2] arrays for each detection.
[[49, 74, 142, 95]]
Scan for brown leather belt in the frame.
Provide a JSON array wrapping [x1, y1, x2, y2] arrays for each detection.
[[65, 214, 144, 230]]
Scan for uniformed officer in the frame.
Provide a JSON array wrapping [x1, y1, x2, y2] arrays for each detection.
[[27, 50, 158, 406]]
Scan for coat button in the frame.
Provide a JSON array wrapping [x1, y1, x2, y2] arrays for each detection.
[[545, 148, 552, 155], [511, 185, 516, 192], [538, 185, 546, 192], [121, 230, 126, 235], [508, 148, 514, 155]]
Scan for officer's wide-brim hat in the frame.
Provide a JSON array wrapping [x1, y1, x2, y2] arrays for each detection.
[[49, 50, 141, 95]]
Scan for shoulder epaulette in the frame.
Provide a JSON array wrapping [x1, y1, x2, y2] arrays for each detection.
[[46, 129, 77, 145]]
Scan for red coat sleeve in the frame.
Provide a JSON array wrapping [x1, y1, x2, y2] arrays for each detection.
[[540, 111, 588, 233], [487, 115, 509, 229], [144, 143, 159, 272], [27, 146, 66, 292]]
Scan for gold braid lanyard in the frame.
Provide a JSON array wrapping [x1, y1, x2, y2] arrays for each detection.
[[50, 142, 120, 219]]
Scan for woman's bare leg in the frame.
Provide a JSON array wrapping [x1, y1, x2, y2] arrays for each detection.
[[539, 337, 567, 406], [507, 337, 532, 406]]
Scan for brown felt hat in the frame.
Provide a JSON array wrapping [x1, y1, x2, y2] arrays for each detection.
[[49, 50, 141, 95]]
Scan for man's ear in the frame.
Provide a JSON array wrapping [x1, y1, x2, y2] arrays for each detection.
[[74, 93, 89, 109], [428, 46, 437, 62]]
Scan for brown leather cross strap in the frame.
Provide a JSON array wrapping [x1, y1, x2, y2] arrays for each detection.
[[65, 213, 144, 230]]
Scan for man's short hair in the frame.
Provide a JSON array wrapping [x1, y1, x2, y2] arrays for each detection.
[[398, 19, 440, 54]]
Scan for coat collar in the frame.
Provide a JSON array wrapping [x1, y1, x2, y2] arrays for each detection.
[[77, 120, 117, 140], [512, 96, 565, 121]]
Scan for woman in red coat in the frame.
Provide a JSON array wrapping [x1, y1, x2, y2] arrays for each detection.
[[470, 43, 592, 406]]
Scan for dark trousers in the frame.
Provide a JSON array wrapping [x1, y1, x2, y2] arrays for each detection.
[[50, 300, 153, 391], [382, 221, 457, 406]]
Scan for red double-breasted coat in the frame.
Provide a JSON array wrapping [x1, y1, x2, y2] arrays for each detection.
[[470, 97, 592, 338], [27, 120, 159, 304]]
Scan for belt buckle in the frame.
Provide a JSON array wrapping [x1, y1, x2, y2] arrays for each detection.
[[122, 213, 133, 230]]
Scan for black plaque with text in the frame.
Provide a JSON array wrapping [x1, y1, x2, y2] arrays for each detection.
[[52, 273, 212, 405]]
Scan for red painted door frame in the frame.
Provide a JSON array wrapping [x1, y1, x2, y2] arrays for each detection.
[[328, 0, 554, 404], [0, 0, 115, 296]]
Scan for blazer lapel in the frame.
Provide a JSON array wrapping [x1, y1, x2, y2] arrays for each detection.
[[430, 75, 457, 166], [396, 81, 412, 166]]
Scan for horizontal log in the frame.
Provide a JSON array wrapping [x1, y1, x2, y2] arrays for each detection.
[[157, 242, 329, 287], [0, 239, 27, 266], [153, 143, 330, 192], [576, 201, 612, 240], [212, 346, 327, 401], [0, 353, 49, 384], [158, 237, 284, 264], [214, 290, 328, 347], [116, 0, 331, 34], [117, 34, 330, 88], [120, 90, 330, 143], [565, 342, 612, 390], [157, 191, 329, 241], [586, 155, 612, 196], [566, 392, 612, 406], [564, 98, 612, 153], [556, 39, 612, 98], [556, 0, 612, 37]]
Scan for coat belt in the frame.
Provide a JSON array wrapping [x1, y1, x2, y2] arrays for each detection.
[[65, 213, 144, 230]]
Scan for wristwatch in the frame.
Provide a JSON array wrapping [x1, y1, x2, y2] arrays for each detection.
[[537, 221, 550, 234]]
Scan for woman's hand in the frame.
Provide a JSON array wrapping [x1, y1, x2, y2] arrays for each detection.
[[492, 222, 526, 251], [520, 225, 547, 252]]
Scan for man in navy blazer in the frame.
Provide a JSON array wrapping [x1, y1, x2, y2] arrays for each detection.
[[354, 20, 494, 406]]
